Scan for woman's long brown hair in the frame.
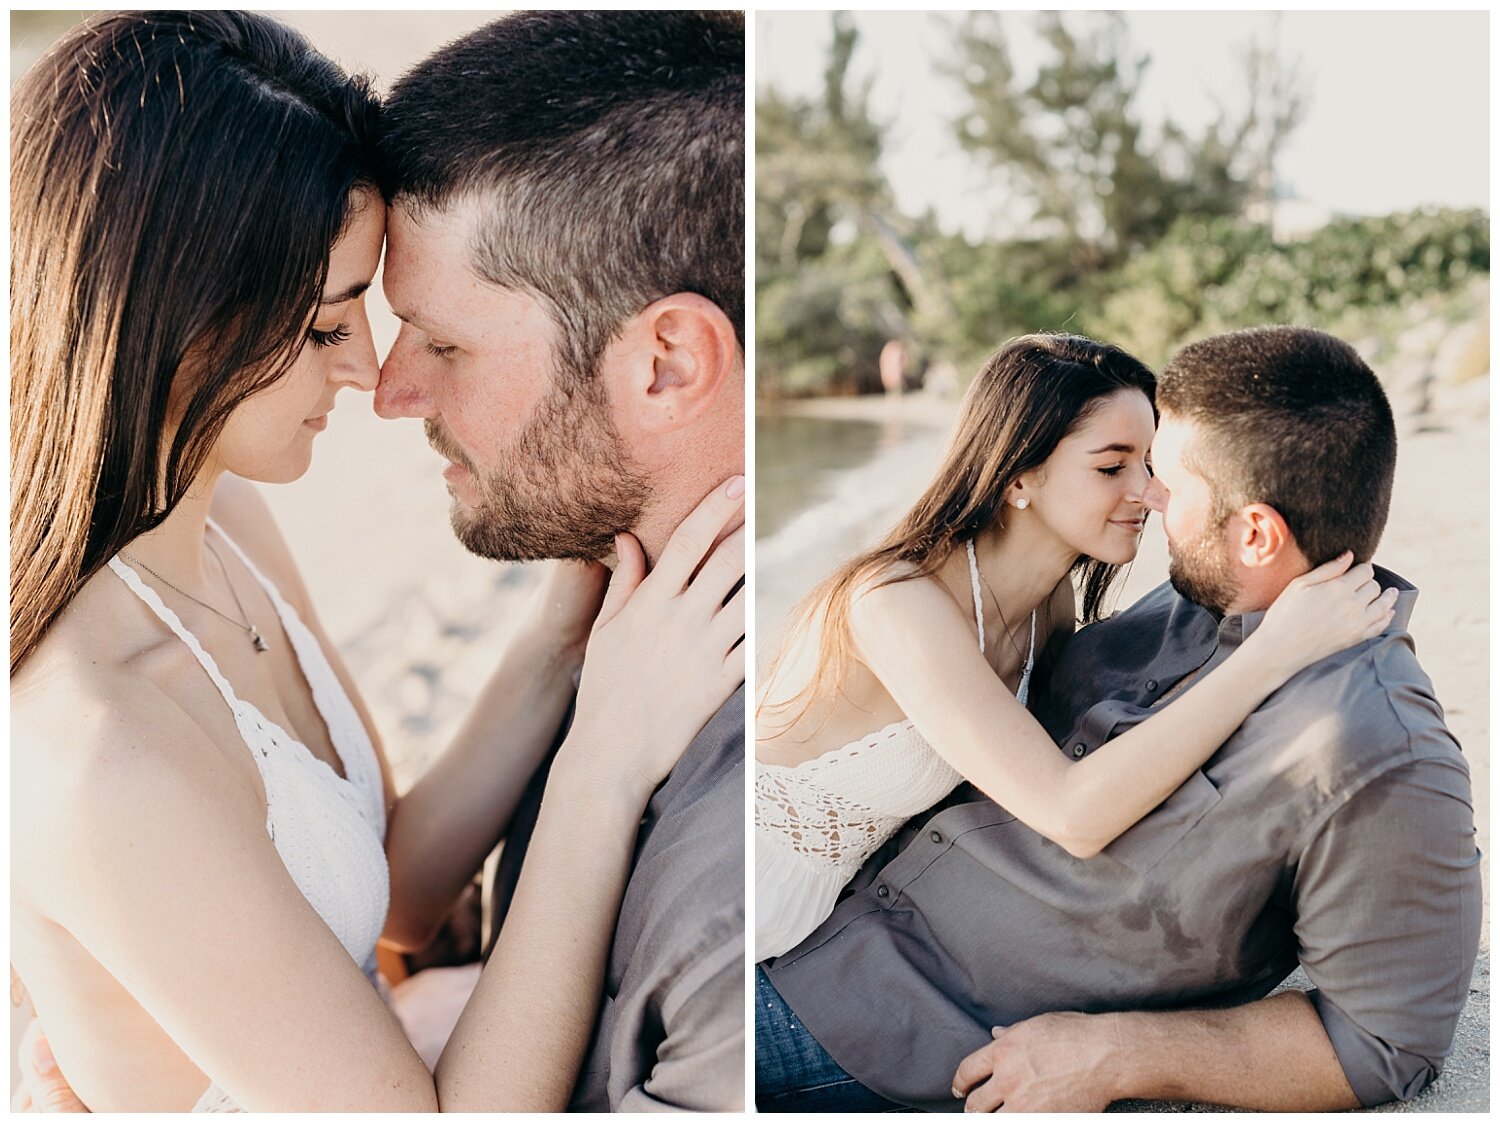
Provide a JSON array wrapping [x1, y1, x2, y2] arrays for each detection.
[[759, 333, 1157, 733], [11, 11, 380, 674]]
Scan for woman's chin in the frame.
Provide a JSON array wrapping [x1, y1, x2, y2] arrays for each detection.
[[231, 448, 315, 486], [1083, 541, 1141, 567]]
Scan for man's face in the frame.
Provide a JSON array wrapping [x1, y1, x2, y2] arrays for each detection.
[[376, 202, 648, 562], [1143, 414, 1241, 613]]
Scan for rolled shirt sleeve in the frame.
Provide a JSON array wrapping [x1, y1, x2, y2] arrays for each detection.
[[1293, 757, 1482, 1106]]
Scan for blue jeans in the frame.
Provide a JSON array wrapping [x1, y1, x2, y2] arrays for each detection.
[[754, 966, 908, 1112]]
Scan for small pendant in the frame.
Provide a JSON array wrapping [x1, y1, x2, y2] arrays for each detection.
[[251, 627, 268, 653]]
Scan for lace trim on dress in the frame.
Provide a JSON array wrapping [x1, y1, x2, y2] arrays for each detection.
[[754, 542, 1038, 870]]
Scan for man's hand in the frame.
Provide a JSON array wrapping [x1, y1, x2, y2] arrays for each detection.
[[954, 993, 1362, 1113], [12, 1018, 88, 1112], [951, 1011, 1121, 1113]]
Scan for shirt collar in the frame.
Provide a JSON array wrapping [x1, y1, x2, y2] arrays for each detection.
[[1230, 564, 1418, 643]]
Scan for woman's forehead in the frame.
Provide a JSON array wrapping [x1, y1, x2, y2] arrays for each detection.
[[1065, 389, 1157, 448]]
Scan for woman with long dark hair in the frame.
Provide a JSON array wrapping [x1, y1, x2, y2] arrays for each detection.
[[11, 11, 742, 1110], [755, 333, 1394, 961]]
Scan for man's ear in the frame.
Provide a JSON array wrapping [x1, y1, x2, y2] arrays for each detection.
[[614, 293, 738, 434], [1232, 503, 1294, 568]]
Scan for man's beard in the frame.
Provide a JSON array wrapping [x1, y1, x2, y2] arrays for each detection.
[[1167, 519, 1240, 615], [425, 375, 651, 563]]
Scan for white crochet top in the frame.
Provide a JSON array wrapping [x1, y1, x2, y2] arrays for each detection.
[[108, 520, 389, 1112], [754, 541, 1034, 962]]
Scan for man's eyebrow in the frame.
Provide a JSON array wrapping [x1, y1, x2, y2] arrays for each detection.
[[320, 281, 370, 305], [391, 305, 450, 335], [1086, 442, 1138, 455]]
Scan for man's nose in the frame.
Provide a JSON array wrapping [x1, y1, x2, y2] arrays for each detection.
[[374, 327, 435, 419], [1141, 474, 1169, 513]]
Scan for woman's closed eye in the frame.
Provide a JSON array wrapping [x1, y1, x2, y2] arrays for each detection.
[[1098, 460, 1153, 478], [308, 323, 351, 349]]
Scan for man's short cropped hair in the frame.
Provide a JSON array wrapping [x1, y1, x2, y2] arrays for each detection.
[[1157, 325, 1397, 565], [379, 10, 744, 383]]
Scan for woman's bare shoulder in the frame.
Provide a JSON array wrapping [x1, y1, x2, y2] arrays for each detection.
[[12, 649, 252, 896], [848, 561, 963, 633], [13, 574, 251, 829], [14, 645, 225, 798]]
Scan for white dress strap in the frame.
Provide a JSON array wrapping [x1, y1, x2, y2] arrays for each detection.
[[964, 539, 986, 654], [107, 556, 242, 713]]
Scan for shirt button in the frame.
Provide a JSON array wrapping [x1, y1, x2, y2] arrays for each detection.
[[1146, 680, 1159, 692], [1072, 743, 1087, 759], [876, 885, 890, 898], [930, 831, 943, 844]]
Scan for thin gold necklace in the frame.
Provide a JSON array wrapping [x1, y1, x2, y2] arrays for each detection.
[[972, 551, 1027, 670], [120, 537, 269, 652]]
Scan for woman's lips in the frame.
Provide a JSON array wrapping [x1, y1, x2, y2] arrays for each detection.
[[303, 413, 329, 431]]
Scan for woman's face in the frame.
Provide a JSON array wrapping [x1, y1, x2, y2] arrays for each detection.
[[1018, 387, 1157, 566], [210, 191, 386, 484]]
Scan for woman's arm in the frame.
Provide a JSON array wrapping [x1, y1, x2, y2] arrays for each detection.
[[852, 555, 1395, 858], [434, 479, 746, 1110], [22, 691, 439, 1112], [377, 563, 606, 950]]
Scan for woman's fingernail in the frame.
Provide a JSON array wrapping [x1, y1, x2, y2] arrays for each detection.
[[952, 1087, 963, 1099], [725, 475, 745, 499]]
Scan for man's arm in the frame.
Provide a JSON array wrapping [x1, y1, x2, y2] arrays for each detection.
[[615, 926, 745, 1112], [955, 756, 1481, 1111], [953, 992, 1356, 1112]]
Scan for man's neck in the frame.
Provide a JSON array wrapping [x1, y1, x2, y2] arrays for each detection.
[[632, 474, 746, 569]]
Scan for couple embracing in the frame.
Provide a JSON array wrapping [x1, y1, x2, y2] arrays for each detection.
[[12, 10, 744, 1112], [755, 331, 1480, 1111]]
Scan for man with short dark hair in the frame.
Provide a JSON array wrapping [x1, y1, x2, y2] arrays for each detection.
[[757, 325, 1480, 1112], [376, 11, 746, 1111]]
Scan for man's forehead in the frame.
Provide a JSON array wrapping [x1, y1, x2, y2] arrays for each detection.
[[386, 205, 468, 272], [382, 205, 482, 327], [1151, 413, 1197, 462]]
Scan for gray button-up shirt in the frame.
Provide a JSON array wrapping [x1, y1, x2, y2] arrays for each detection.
[[492, 688, 746, 1111], [764, 571, 1480, 1111]]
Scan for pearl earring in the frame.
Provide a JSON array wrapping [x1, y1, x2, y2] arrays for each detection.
[[1015, 497, 1030, 510]]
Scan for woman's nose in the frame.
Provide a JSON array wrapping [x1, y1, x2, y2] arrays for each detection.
[[332, 303, 380, 392]]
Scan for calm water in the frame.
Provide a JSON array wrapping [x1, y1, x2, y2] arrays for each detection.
[[755, 412, 888, 539]]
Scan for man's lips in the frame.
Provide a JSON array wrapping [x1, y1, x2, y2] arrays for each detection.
[[424, 420, 477, 475]]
